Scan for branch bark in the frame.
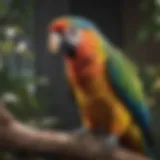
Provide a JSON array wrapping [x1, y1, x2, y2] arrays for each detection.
[[0, 104, 149, 160]]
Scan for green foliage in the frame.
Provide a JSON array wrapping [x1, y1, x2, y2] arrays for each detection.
[[0, 0, 59, 129], [138, 0, 160, 41], [0, 67, 39, 120], [139, 66, 160, 108], [0, 0, 33, 33], [0, 1, 58, 158]]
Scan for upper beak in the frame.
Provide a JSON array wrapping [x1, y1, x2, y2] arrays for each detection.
[[47, 32, 62, 54]]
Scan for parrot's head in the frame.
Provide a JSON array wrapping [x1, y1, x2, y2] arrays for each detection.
[[47, 16, 104, 61]]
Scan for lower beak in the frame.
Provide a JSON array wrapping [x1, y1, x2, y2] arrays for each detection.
[[47, 32, 61, 54]]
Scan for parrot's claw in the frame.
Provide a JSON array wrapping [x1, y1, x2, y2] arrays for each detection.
[[74, 127, 90, 136], [105, 134, 119, 148]]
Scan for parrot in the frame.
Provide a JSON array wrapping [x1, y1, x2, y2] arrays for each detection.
[[47, 15, 155, 158]]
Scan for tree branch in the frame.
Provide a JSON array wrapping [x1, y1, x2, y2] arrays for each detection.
[[0, 104, 149, 160]]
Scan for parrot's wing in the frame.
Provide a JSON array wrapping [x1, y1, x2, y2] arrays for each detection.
[[107, 47, 154, 146]]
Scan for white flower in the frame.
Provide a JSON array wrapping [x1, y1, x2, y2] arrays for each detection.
[[16, 41, 27, 53], [27, 83, 36, 95], [1, 92, 19, 104], [155, 0, 160, 6], [5, 27, 16, 39]]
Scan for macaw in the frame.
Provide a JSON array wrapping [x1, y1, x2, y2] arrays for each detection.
[[47, 15, 155, 158]]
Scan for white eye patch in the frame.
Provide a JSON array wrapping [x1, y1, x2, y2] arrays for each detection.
[[48, 32, 62, 53], [64, 28, 81, 46], [48, 32, 62, 46]]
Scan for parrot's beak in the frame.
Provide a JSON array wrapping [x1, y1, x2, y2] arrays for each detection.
[[47, 32, 62, 54], [47, 32, 76, 58]]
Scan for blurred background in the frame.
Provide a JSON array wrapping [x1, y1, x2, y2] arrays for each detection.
[[0, 0, 160, 159]]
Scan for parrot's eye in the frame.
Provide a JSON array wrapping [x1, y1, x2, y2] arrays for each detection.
[[64, 27, 81, 46]]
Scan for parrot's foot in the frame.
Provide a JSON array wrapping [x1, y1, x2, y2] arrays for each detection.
[[105, 134, 119, 148], [74, 127, 91, 136]]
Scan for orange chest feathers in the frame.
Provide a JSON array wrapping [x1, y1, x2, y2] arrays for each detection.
[[65, 57, 108, 97], [65, 58, 132, 133]]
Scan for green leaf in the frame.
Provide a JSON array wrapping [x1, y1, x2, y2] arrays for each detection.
[[14, 24, 24, 34], [0, 40, 15, 53], [20, 50, 35, 60]]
